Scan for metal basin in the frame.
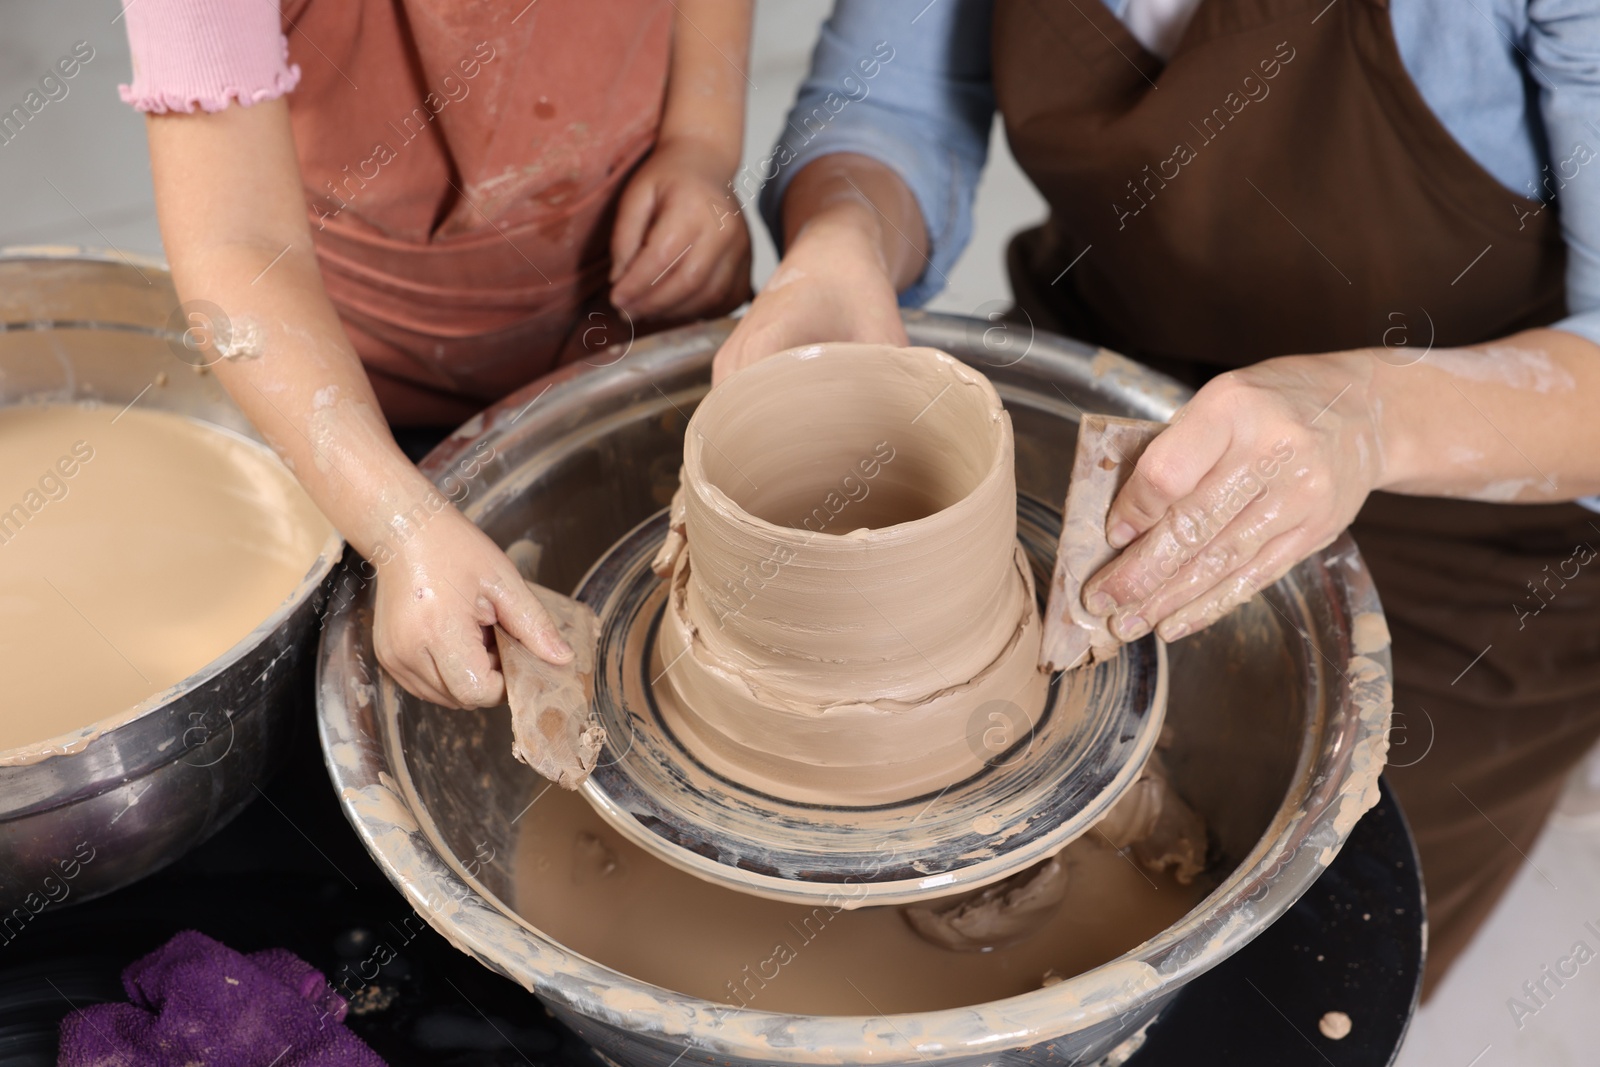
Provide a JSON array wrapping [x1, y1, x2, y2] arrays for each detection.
[[318, 313, 1393, 1066], [0, 248, 343, 910]]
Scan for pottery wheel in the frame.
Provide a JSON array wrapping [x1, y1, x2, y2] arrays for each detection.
[[573, 492, 1166, 906]]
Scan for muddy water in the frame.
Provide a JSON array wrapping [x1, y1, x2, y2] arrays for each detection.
[[511, 784, 1206, 1016]]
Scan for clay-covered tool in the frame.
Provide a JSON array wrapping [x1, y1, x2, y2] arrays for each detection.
[[1040, 415, 1165, 673], [495, 582, 604, 791]]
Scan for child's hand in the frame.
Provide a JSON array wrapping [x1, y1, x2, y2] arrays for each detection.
[[609, 135, 751, 321], [371, 508, 573, 709]]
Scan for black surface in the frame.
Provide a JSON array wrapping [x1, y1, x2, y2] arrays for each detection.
[[392, 426, 458, 465], [1137, 782, 1424, 1065], [0, 681, 1422, 1067], [0, 701, 604, 1067]]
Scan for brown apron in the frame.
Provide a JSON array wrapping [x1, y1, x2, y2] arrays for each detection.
[[993, 0, 1600, 995], [281, 0, 671, 426]]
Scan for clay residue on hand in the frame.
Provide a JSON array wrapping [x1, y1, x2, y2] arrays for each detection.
[[1466, 476, 1548, 502], [213, 315, 264, 361], [650, 344, 1049, 805], [1040, 415, 1164, 672], [497, 582, 603, 790], [1422, 343, 1574, 393]]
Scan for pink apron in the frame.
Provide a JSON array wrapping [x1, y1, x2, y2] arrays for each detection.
[[282, 0, 671, 424]]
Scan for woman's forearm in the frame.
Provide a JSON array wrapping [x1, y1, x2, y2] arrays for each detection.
[[1367, 327, 1600, 502], [1085, 325, 1600, 643], [780, 152, 928, 294], [147, 99, 436, 560]]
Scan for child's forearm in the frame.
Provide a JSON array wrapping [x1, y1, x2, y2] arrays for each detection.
[[147, 99, 436, 561], [659, 0, 752, 169]]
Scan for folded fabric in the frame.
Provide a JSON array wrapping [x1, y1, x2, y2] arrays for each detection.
[[58, 929, 386, 1067]]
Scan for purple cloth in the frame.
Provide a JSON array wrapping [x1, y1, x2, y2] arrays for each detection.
[[58, 930, 386, 1067]]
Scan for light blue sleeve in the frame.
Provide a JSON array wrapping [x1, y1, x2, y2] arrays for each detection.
[[756, 0, 996, 306], [1525, 0, 1600, 513], [1528, 0, 1600, 348]]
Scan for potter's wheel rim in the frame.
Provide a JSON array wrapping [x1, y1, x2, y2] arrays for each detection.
[[317, 314, 1397, 1063], [573, 496, 1168, 906]]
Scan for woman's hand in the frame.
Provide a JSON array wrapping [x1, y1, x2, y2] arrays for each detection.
[[713, 219, 907, 383], [1082, 351, 1382, 643], [372, 508, 573, 709], [712, 153, 927, 384], [609, 135, 752, 322]]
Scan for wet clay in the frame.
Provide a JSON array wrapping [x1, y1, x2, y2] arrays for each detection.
[[1092, 751, 1208, 885], [898, 749, 1209, 952], [511, 781, 1207, 1016], [900, 856, 1070, 952], [0, 402, 333, 754], [650, 344, 1049, 805]]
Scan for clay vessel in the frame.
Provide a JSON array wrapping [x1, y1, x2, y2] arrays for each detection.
[[656, 344, 1048, 804]]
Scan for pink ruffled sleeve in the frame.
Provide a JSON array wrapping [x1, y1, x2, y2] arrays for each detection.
[[119, 0, 301, 113]]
